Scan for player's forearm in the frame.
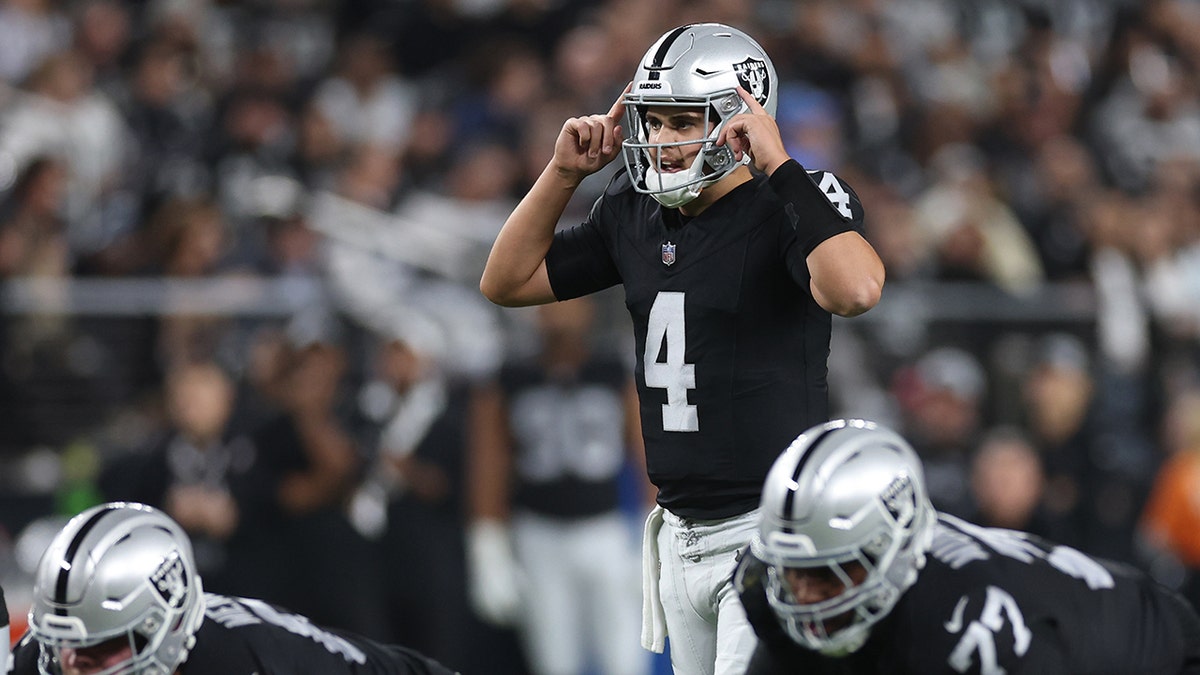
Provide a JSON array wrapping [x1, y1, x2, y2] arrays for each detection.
[[466, 385, 513, 521], [480, 164, 579, 306]]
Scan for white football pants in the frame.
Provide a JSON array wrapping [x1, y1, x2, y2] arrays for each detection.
[[656, 508, 759, 675], [513, 510, 649, 675]]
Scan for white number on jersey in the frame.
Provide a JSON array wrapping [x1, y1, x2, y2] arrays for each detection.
[[644, 291, 698, 432], [511, 386, 626, 481], [938, 515, 1115, 589], [210, 596, 368, 664], [809, 170, 853, 219], [947, 586, 1032, 675]]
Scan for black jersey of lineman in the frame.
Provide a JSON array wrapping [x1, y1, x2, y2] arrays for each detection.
[[735, 514, 1200, 674], [11, 594, 457, 675], [500, 355, 629, 518], [545, 161, 865, 519]]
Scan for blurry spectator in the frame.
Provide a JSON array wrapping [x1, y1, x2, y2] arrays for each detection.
[[241, 310, 388, 638], [142, 197, 239, 369], [893, 345, 987, 518], [1021, 331, 1155, 562], [468, 297, 650, 675], [1088, 22, 1200, 194], [71, 0, 132, 97], [98, 360, 254, 593], [967, 425, 1056, 538], [0, 49, 132, 252], [1004, 135, 1100, 281], [0, 156, 69, 279], [1140, 387, 1200, 610], [451, 39, 546, 152], [116, 39, 213, 213], [292, 101, 346, 191], [0, 157, 107, 450], [912, 143, 1045, 294], [313, 33, 417, 153], [224, 172, 320, 278], [775, 83, 845, 171], [213, 91, 296, 232], [1020, 332, 1094, 543], [0, 0, 70, 84], [550, 23, 621, 111]]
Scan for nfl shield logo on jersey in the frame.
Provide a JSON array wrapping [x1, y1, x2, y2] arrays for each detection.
[[661, 241, 676, 266], [733, 57, 770, 107]]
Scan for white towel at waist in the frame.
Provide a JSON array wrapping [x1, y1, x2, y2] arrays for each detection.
[[640, 504, 667, 653]]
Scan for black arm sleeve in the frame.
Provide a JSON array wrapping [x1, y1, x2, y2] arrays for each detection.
[[768, 160, 862, 257]]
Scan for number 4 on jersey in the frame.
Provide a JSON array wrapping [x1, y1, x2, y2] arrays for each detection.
[[645, 291, 698, 432], [809, 170, 853, 219]]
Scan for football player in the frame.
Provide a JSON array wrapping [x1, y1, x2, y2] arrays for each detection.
[[735, 419, 1200, 674], [480, 22, 884, 674], [467, 297, 651, 674], [9, 502, 458, 675]]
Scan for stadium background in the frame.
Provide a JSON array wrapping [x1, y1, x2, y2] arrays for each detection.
[[2, 0, 1200, 672]]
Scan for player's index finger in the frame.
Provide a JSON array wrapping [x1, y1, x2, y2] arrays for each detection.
[[736, 87, 766, 113], [609, 82, 632, 119]]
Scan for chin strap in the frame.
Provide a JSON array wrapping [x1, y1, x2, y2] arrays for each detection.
[[646, 166, 703, 208]]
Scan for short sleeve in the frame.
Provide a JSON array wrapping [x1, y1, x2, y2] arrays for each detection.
[[545, 194, 622, 300]]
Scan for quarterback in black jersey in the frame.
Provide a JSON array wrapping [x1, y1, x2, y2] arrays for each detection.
[[10, 502, 457, 675], [480, 22, 884, 674], [735, 419, 1200, 674]]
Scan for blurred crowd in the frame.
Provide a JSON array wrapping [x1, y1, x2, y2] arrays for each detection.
[[4, 0, 1200, 671]]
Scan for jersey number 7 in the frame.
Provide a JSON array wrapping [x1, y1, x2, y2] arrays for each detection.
[[645, 291, 698, 432]]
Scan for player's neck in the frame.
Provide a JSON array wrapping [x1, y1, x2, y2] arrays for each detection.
[[679, 166, 753, 217]]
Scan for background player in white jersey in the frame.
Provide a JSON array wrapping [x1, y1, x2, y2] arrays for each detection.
[[736, 419, 1200, 674], [9, 502, 457, 675], [480, 22, 885, 675]]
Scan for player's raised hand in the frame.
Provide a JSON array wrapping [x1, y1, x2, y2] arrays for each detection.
[[717, 87, 790, 175], [552, 83, 630, 185]]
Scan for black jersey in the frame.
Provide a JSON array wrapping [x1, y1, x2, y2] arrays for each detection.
[[545, 161, 864, 519], [11, 593, 457, 675], [736, 514, 1200, 674], [500, 356, 629, 518]]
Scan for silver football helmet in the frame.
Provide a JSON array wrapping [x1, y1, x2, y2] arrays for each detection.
[[751, 419, 936, 655], [28, 502, 206, 675], [622, 23, 778, 208]]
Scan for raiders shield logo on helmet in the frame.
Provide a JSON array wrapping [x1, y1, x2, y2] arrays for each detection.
[[151, 552, 188, 608], [733, 57, 770, 107]]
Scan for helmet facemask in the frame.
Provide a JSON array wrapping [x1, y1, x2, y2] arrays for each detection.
[[38, 631, 153, 675], [621, 92, 748, 208], [621, 23, 778, 209], [757, 510, 931, 656]]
